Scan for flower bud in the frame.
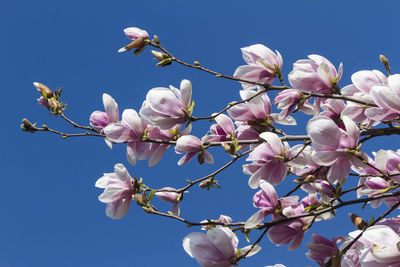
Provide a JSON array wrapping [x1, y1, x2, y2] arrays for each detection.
[[349, 213, 368, 230], [33, 82, 53, 98], [151, 50, 169, 60]]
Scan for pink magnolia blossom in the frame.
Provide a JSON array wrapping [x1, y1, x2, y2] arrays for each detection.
[[358, 225, 400, 266], [228, 90, 296, 134], [140, 79, 193, 130], [268, 204, 311, 250], [90, 93, 119, 132], [306, 234, 344, 266], [289, 55, 343, 94], [341, 70, 387, 126], [366, 74, 400, 122], [243, 132, 300, 188], [145, 124, 191, 167], [183, 226, 261, 267], [118, 27, 149, 53], [245, 181, 298, 229], [233, 44, 283, 90], [155, 187, 181, 216], [175, 135, 213, 165], [95, 163, 135, 219], [104, 109, 152, 165], [274, 89, 314, 120], [306, 115, 364, 184], [203, 114, 236, 143]]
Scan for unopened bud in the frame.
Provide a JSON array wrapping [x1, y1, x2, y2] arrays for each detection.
[[33, 82, 53, 98], [152, 35, 160, 44], [197, 150, 205, 165], [379, 54, 391, 75], [194, 61, 200, 66], [380, 54, 389, 65], [349, 213, 368, 230], [48, 98, 60, 111], [199, 178, 212, 189], [20, 118, 36, 133], [151, 50, 169, 60]]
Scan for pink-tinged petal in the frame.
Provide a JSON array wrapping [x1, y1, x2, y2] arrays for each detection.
[[95, 174, 124, 189], [342, 116, 360, 148], [103, 93, 119, 123], [122, 109, 146, 137], [203, 150, 214, 164], [183, 232, 227, 262], [312, 151, 341, 166], [176, 135, 201, 153], [248, 167, 263, 189], [90, 111, 109, 130], [288, 232, 304, 250], [307, 116, 341, 151], [259, 132, 283, 155], [207, 226, 237, 259], [227, 103, 253, 121], [126, 143, 138, 165], [155, 187, 179, 204], [375, 150, 388, 172], [317, 62, 334, 87], [289, 68, 326, 92], [114, 163, 130, 182], [148, 144, 168, 167], [241, 44, 276, 65], [172, 203, 180, 216], [341, 106, 366, 123], [98, 187, 126, 203], [373, 86, 400, 112], [259, 181, 278, 207], [146, 87, 184, 117], [103, 123, 131, 143], [234, 65, 271, 85], [180, 79, 192, 110], [351, 70, 387, 94], [388, 74, 400, 96], [105, 197, 131, 219], [365, 107, 398, 122], [214, 114, 235, 135], [327, 158, 351, 184], [264, 160, 288, 186], [239, 245, 261, 258], [178, 152, 197, 166], [240, 90, 268, 118], [245, 209, 268, 229], [124, 27, 149, 40]]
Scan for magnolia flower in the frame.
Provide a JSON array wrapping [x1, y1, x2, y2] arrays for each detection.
[[341, 70, 387, 125], [245, 181, 298, 229], [175, 135, 213, 165], [289, 55, 343, 94], [366, 74, 400, 122], [155, 187, 181, 216], [140, 79, 193, 130], [118, 27, 149, 53], [274, 89, 314, 120], [202, 114, 236, 143], [307, 115, 364, 184], [90, 93, 119, 148], [243, 132, 300, 188], [268, 203, 311, 250], [183, 226, 261, 267], [104, 109, 152, 165], [233, 44, 283, 89], [306, 234, 344, 266], [359, 225, 400, 265], [95, 164, 135, 219]]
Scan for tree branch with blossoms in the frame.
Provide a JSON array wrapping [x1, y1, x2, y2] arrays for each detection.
[[22, 26, 400, 267]]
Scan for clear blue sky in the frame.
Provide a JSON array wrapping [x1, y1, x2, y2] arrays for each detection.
[[2, 1, 400, 266]]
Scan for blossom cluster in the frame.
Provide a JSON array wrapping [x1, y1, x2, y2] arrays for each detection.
[[30, 27, 400, 267]]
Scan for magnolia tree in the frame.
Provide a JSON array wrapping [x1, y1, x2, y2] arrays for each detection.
[[21, 27, 400, 267]]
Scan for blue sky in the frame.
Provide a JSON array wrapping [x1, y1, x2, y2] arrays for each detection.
[[2, 1, 400, 266]]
